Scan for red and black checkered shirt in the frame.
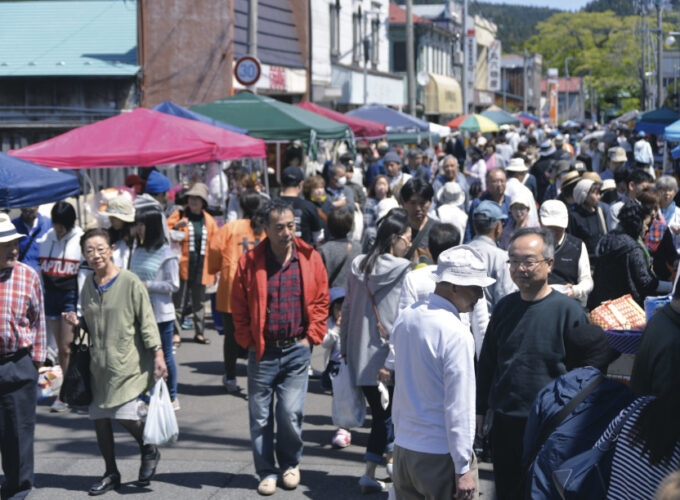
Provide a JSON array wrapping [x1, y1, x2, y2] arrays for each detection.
[[264, 243, 304, 341], [0, 262, 46, 362]]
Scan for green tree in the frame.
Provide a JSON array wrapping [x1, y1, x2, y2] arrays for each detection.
[[524, 11, 676, 113]]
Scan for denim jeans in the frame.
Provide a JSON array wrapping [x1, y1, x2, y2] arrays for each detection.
[[157, 321, 178, 401], [361, 385, 394, 464], [247, 342, 311, 480]]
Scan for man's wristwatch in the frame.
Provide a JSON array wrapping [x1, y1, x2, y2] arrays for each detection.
[[152, 345, 162, 352]]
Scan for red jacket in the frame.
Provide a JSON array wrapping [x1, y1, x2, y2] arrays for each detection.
[[231, 237, 329, 361]]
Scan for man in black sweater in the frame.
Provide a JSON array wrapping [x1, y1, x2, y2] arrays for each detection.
[[476, 227, 588, 499]]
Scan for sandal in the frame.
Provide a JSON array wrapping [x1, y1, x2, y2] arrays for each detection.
[[194, 335, 211, 344]]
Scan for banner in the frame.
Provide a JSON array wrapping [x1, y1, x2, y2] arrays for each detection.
[[548, 68, 558, 126], [487, 40, 501, 91], [465, 29, 477, 107]]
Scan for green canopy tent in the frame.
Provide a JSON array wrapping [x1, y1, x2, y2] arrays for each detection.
[[191, 93, 353, 154], [480, 107, 522, 126]]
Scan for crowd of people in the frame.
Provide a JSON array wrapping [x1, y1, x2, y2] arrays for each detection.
[[1, 120, 680, 500]]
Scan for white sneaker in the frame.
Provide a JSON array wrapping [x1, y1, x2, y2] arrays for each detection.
[[222, 375, 239, 393], [359, 475, 387, 494], [50, 398, 68, 413], [172, 398, 180, 411]]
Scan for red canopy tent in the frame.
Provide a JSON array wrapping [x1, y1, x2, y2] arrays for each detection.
[[296, 101, 386, 140], [10, 108, 266, 168]]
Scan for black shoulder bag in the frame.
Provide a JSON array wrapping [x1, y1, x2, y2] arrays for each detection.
[[59, 321, 92, 406]]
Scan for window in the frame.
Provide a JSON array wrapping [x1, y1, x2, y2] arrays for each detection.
[[330, 0, 340, 58], [371, 17, 380, 66], [352, 9, 362, 64], [393, 41, 406, 72]]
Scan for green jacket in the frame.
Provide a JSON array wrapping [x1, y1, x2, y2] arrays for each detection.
[[81, 270, 160, 408]]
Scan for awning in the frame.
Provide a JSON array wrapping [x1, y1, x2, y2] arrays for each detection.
[[425, 73, 462, 115]]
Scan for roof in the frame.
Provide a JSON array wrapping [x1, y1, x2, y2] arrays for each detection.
[[411, 5, 448, 20], [0, 0, 139, 77], [389, 2, 431, 24], [540, 77, 583, 93]]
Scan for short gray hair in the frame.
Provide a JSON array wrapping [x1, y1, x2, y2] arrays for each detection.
[[328, 163, 346, 178], [509, 227, 555, 260], [439, 154, 458, 169], [656, 175, 678, 192]]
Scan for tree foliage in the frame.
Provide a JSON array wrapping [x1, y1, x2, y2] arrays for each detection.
[[524, 10, 676, 111]]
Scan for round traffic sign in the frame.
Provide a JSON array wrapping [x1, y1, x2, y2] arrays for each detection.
[[234, 56, 261, 87]]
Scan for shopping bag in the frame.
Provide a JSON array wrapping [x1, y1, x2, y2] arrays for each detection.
[[143, 378, 179, 445], [37, 366, 62, 401], [330, 361, 366, 429], [59, 328, 92, 406], [589, 294, 646, 330]]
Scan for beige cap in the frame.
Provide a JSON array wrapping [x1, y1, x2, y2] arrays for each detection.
[[184, 183, 210, 204], [99, 194, 135, 223], [608, 147, 627, 163]]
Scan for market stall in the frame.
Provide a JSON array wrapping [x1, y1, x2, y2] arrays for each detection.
[[152, 101, 248, 135], [635, 107, 680, 136], [347, 103, 434, 144], [296, 101, 386, 140], [446, 113, 499, 133], [481, 107, 522, 126], [0, 152, 80, 209]]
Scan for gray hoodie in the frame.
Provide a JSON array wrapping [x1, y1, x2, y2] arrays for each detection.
[[340, 253, 411, 386]]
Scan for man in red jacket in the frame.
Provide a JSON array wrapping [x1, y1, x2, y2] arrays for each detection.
[[232, 198, 329, 496]]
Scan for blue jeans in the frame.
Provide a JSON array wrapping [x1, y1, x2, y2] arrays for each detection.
[[247, 342, 311, 480], [158, 321, 178, 401]]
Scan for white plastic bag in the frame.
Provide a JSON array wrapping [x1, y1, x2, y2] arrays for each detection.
[[330, 362, 366, 429], [143, 378, 179, 445]]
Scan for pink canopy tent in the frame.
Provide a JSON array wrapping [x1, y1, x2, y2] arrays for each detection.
[[296, 101, 386, 140], [10, 108, 266, 168]]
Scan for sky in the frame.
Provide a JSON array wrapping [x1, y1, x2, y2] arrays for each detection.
[[474, 0, 592, 11]]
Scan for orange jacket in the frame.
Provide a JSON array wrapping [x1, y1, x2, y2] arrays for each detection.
[[207, 219, 266, 313], [231, 237, 329, 361], [167, 209, 218, 285]]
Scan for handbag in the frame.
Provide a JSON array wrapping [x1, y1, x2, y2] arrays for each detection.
[[552, 398, 645, 500], [59, 325, 92, 406], [143, 378, 179, 445], [589, 294, 646, 330], [329, 361, 366, 429]]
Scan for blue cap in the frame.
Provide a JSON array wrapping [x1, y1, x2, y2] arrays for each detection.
[[473, 200, 508, 221], [329, 287, 345, 305], [637, 130, 646, 138], [383, 151, 401, 164], [145, 170, 172, 194]]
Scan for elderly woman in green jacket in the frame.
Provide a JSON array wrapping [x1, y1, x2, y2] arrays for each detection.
[[64, 228, 167, 496]]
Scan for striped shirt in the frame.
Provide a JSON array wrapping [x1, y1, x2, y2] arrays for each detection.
[[605, 396, 680, 499], [0, 262, 46, 361], [264, 243, 304, 341]]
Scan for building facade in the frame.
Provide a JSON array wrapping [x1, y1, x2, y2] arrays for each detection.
[[311, 0, 403, 108]]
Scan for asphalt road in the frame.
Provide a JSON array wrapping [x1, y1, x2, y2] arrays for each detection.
[[23, 319, 495, 499]]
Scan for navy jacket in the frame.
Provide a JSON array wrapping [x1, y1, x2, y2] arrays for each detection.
[[12, 213, 52, 274], [522, 367, 633, 500]]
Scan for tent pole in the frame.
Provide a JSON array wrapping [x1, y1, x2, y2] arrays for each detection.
[[76, 170, 83, 227], [263, 158, 270, 195]]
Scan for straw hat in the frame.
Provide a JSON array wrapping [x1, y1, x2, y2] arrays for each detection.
[[100, 194, 135, 223]]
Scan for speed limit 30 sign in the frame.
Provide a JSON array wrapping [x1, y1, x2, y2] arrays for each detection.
[[234, 56, 261, 87]]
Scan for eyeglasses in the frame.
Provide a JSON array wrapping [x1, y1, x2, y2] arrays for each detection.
[[83, 246, 111, 257], [507, 258, 549, 270]]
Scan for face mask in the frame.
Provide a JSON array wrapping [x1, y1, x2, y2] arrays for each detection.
[[337, 176, 347, 186]]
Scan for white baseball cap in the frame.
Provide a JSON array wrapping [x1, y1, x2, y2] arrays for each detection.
[[435, 245, 496, 287], [539, 199, 569, 229]]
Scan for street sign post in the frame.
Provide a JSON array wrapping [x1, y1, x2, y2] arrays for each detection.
[[234, 55, 261, 87]]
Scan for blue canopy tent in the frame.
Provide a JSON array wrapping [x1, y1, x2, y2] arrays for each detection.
[[151, 101, 248, 135], [347, 103, 433, 144], [0, 152, 80, 209], [664, 119, 680, 141], [635, 107, 680, 136]]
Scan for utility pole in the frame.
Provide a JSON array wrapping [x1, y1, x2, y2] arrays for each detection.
[[656, 0, 664, 108], [248, 0, 258, 93], [564, 57, 572, 121], [462, 0, 468, 114], [641, 4, 647, 111], [406, 0, 416, 116], [523, 48, 528, 113]]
